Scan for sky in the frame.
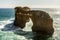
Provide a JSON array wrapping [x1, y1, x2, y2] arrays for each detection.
[[0, 0, 60, 8]]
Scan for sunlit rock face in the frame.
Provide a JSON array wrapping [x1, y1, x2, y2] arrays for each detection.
[[23, 6, 30, 11], [29, 10, 54, 36], [14, 6, 30, 29]]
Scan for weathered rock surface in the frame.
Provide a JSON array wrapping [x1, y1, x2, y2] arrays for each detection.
[[14, 6, 54, 36], [14, 6, 30, 29], [29, 10, 54, 36]]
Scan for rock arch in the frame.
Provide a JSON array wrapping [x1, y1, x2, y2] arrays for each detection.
[[14, 7, 54, 36]]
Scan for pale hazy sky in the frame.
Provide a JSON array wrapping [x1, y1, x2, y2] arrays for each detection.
[[0, 0, 60, 8]]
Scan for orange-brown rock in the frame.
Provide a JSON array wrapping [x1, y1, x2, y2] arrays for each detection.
[[23, 6, 30, 11], [14, 6, 30, 29], [14, 6, 54, 36], [29, 10, 54, 36]]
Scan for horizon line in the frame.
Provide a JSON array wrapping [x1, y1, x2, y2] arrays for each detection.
[[0, 5, 60, 8]]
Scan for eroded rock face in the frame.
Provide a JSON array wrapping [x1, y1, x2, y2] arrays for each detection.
[[14, 6, 30, 29], [29, 10, 54, 36], [14, 6, 54, 36]]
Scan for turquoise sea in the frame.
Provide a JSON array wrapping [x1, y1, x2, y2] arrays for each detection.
[[0, 8, 60, 40]]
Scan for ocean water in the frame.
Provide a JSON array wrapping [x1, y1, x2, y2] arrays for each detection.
[[0, 8, 60, 40]]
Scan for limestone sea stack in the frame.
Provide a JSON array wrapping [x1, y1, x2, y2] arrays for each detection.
[[14, 6, 30, 29], [29, 10, 54, 36], [14, 6, 54, 36]]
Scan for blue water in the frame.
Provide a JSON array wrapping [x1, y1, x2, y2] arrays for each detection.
[[0, 8, 14, 21], [0, 8, 60, 40]]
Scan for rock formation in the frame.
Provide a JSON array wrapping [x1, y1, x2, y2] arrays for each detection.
[[14, 6, 30, 29], [14, 6, 54, 36], [29, 10, 54, 36]]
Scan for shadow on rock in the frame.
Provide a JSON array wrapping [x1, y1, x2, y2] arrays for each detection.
[[14, 29, 52, 40], [1, 23, 19, 31], [1, 23, 52, 40], [14, 29, 35, 39], [1, 23, 35, 39]]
